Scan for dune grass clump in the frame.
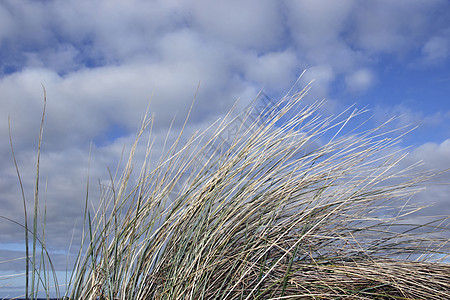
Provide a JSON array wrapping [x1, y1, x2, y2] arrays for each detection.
[[8, 85, 450, 299]]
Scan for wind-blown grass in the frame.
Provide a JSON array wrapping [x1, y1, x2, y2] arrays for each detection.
[[5, 84, 450, 299]]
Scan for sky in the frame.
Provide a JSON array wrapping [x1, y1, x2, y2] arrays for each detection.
[[1, 0, 449, 297]]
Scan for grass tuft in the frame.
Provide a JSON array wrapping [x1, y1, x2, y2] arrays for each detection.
[[5, 85, 450, 299]]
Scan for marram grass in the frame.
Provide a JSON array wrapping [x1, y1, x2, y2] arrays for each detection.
[[6, 85, 450, 299]]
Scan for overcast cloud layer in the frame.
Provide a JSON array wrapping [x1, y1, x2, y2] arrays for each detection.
[[1, 0, 449, 296]]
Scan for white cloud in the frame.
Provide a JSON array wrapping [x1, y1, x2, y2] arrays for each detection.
[[345, 68, 375, 93], [301, 65, 335, 96], [285, 0, 355, 48], [24, 44, 80, 72], [187, 0, 285, 51], [244, 50, 299, 92], [422, 35, 450, 63], [0, 1, 51, 43], [403, 139, 450, 216], [284, 0, 363, 73], [350, 0, 440, 55], [0, 4, 15, 40], [410, 139, 450, 172]]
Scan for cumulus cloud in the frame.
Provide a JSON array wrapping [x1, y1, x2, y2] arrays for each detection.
[[422, 35, 450, 63], [300, 65, 335, 101], [410, 139, 450, 173], [285, 0, 355, 48], [402, 139, 450, 216], [345, 68, 375, 93], [350, 0, 440, 54], [284, 0, 362, 72], [187, 0, 285, 51], [244, 50, 299, 92]]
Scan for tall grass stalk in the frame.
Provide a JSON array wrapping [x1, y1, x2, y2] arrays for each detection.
[[7, 85, 61, 299], [7, 84, 450, 299]]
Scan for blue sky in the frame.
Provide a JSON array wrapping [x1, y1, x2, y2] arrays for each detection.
[[0, 0, 449, 297]]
